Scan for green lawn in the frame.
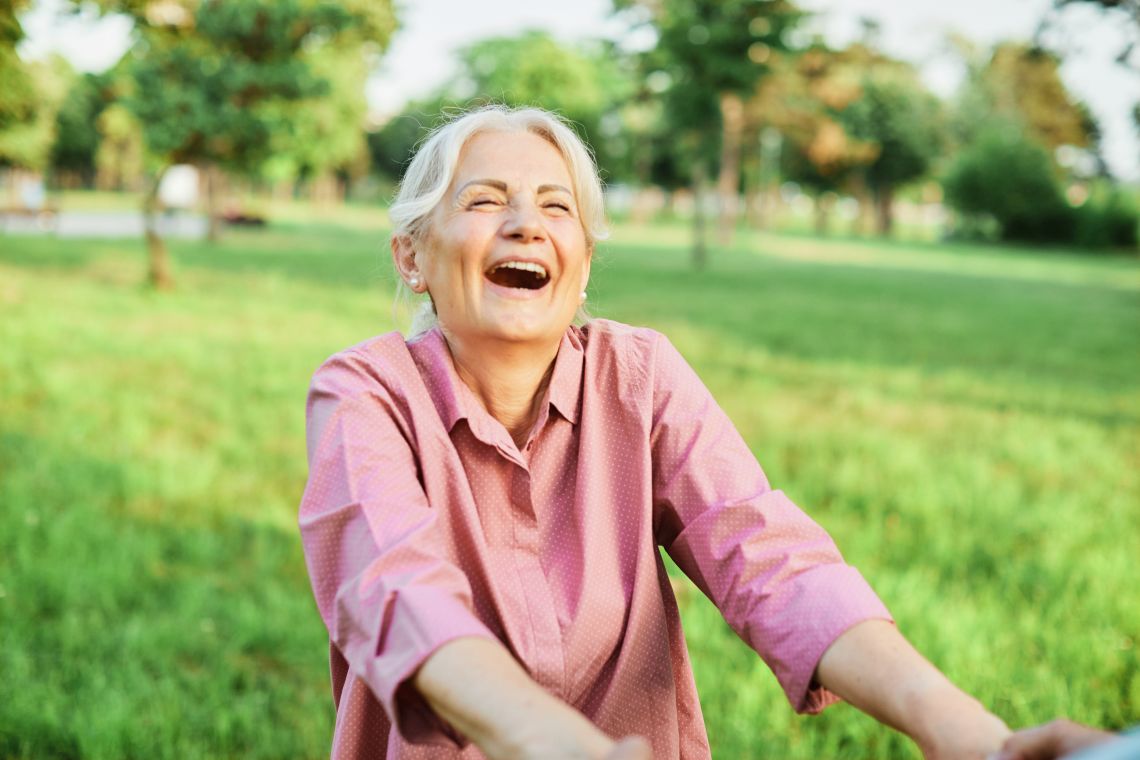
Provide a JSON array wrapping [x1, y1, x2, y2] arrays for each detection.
[[1, 213, 1137, 758]]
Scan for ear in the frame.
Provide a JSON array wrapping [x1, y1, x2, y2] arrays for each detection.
[[391, 234, 424, 292], [580, 242, 593, 293]]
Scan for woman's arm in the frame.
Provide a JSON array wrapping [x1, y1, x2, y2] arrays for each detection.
[[815, 619, 1010, 760], [414, 637, 652, 760]]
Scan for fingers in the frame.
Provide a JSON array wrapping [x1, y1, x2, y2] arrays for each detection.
[[993, 719, 1115, 760], [605, 736, 653, 760]]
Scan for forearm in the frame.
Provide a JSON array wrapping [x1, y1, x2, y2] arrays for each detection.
[[815, 620, 1009, 756], [413, 637, 613, 759]]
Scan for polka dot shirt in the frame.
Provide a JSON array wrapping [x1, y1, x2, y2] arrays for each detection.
[[298, 319, 891, 759]]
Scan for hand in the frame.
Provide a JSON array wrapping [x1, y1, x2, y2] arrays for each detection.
[[414, 638, 653, 759], [605, 737, 654, 760], [990, 719, 1117, 760], [504, 702, 653, 760]]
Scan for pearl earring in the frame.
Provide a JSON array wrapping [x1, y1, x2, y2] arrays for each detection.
[[579, 290, 587, 303], [408, 276, 421, 290]]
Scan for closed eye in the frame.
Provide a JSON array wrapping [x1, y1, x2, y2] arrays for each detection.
[[544, 202, 571, 212]]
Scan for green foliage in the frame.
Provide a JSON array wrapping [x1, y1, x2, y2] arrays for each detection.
[[368, 32, 635, 183], [618, 0, 805, 178], [942, 124, 1076, 243], [367, 107, 436, 182], [1074, 185, 1139, 249], [1, 213, 1137, 757], [841, 65, 944, 194], [949, 41, 1099, 174], [124, 0, 395, 176], [50, 72, 115, 180], [261, 43, 372, 182], [760, 43, 881, 196], [0, 55, 71, 171], [0, 0, 35, 132], [624, 0, 804, 96]]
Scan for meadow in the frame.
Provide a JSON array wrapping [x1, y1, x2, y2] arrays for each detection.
[[1, 209, 1138, 758]]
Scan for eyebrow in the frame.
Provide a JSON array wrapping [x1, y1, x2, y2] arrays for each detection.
[[456, 179, 573, 196]]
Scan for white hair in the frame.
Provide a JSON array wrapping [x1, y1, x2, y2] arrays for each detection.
[[388, 104, 608, 335]]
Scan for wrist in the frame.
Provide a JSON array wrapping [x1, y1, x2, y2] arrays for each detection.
[[905, 681, 1007, 754]]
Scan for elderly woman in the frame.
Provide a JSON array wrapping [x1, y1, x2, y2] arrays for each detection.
[[298, 105, 1009, 759]]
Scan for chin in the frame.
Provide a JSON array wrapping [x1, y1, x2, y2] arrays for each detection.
[[486, 314, 567, 345]]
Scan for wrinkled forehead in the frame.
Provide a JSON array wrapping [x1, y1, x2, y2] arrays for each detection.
[[449, 129, 575, 194]]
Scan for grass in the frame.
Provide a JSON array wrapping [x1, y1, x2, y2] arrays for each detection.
[[1, 210, 1137, 758]]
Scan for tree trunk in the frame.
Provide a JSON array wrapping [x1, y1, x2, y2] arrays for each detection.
[[692, 161, 708, 271], [849, 173, 873, 236], [814, 193, 833, 236], [875, 184, 894, 237], [716, 91, 745, 246], [144, 167, 174, 290], [205, 164, 223, 243]]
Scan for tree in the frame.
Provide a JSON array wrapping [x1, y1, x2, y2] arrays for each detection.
[[986, 43, 1097, 155], [1, 0, 35, 131], [456, 31, 632, 178], [0, 55, 71, 174], [838, 65, 944, 236], [950, 41, 1100, 175], [260, 43, 372, 205], [615, 0, 805, 259], [0, 1, 68, 177], [749, 42, 881, 234], [50, 71, 116, 185], [94, 0, 397, 288], [368, 32, 634, 186]]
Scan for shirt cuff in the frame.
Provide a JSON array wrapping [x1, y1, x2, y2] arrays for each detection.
[[361, 588, 501, 746], [755, 563, 893, 714]]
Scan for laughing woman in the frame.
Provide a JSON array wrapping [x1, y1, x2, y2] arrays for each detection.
[[298, 105, 1010, 759]]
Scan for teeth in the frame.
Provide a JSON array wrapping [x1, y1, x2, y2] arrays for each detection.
[[492, 261, 548, 278]]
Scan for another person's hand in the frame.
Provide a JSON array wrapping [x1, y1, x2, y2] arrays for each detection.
[[990, 719, 1117, 760]]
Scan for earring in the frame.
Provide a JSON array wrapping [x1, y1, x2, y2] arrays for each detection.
[[408, 276, 421, 290], [579, 290, 587, 303]]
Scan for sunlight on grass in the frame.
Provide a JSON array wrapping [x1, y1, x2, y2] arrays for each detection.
[[1, 220, 1137, 758]]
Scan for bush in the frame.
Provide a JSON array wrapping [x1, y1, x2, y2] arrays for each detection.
[[943, 125, 1075, 244], [1074, 186, 1139, 249]]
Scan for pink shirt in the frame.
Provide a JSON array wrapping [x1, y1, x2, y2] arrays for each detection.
[[299, 319, 891, 759]]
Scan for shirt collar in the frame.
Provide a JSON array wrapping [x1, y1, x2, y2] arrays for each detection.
[[547, 327, 584, 425], [409, 326, 584, 434]]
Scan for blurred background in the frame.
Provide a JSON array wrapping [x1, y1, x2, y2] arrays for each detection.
[[1, 0, 1137, 758]]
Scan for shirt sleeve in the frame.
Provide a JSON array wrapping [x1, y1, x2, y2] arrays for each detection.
[[648, 333, 892, 714], [298, 350, 499, 746]]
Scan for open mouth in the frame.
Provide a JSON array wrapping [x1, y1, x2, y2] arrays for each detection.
[[485, 261, 549, 290]]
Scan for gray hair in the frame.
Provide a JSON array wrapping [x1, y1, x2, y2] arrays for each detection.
[[389, 104, 608, 335]]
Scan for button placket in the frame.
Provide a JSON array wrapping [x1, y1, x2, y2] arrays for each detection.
[[509, 462, 567, 696]]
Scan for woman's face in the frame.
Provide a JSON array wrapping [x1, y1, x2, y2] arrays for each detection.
[[415, 130, 591, 349]]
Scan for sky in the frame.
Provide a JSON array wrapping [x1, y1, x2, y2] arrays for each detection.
[[17, 0, 1140, 180]]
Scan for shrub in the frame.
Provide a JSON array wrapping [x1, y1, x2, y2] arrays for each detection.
[[1074, 186, 1139, 250], [942, 125, 1075, 244]]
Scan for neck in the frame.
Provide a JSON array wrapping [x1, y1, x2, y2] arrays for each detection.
[[444, 332, 561, 448]]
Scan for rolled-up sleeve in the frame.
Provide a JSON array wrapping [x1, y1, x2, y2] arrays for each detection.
[[648, 334, 892, 714], [298, 351, 498, 745]]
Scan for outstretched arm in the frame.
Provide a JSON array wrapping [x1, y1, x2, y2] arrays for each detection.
[[816, 619, 1010, 760], [415, 637, 652, 760]]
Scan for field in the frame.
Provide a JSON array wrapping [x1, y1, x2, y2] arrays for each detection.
[[1, 211, 1138, 758]]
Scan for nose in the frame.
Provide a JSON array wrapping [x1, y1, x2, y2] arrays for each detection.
[[500, 201, 546, 244]]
